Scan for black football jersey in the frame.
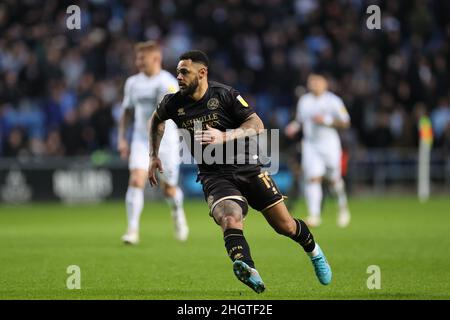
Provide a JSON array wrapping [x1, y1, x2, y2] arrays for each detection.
[[156, 81, 261, 175]]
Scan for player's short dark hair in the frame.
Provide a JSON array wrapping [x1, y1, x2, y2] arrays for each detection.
[[179, 50, 209, 68], [309, 67, 328, 79]]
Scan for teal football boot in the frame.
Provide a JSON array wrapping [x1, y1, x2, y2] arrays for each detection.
[[310, 244, 332, 285], [233, 260, 266, 294]]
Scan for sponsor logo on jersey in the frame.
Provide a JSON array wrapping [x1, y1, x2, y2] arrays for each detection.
[[177, 108, 185, 116]]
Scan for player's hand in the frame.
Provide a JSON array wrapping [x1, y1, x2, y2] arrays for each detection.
[[118, 138, 129, 160], [148, 156, 163, 187], [312, 114, 333, 126], [194, 125, 226, 145], [285, 121, 300, 139], [312, 114, 325, 124]]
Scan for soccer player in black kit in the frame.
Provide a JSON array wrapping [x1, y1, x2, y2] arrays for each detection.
[[148, 50, 332, 293]]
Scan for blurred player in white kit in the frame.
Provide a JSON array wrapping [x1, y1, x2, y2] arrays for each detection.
[[118, 41, 188, 244], [286, 72, 351, 228]]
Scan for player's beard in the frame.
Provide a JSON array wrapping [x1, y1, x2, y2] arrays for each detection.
[[179, 77, 199, 97]]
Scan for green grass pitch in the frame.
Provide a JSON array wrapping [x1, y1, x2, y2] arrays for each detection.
[[1, 197, 449, 300]]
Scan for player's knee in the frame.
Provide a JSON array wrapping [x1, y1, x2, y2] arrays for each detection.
[[220, 214, 242, 229], [129, 171, 146, 188], [130, 179, 145, 189], [162, 184, 176, 198], [213, 200, 245, 229], [130, 178, 145, 188], [309, 177, 322, 184]]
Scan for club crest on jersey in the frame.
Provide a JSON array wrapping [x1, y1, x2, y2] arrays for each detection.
[[177, 108, 185, 116], [207, 98, 220, 110]]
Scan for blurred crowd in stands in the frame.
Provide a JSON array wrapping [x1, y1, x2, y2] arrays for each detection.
[[0, 0, 449, 158]]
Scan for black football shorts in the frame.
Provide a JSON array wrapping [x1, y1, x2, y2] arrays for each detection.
[[199, 170, 285, 218]]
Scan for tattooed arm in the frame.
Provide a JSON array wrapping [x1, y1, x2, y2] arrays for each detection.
[[225, 113, 264, 141], [195, 113, 264, 145], [148, 111, 165, 186]]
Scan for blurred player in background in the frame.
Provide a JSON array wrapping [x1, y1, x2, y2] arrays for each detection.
[[118, 41, 188, 244], [286, 72, 351, 228]]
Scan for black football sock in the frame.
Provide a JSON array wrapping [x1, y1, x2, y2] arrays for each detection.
[[290, 218, 316, 253], [223, 228, 255, 268]]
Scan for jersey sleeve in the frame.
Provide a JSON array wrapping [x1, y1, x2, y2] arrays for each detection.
[[155, 94, 171, 121], [228, 88, 255, 123], [332, 96, 350, 123], [122, 78, 134, 109]]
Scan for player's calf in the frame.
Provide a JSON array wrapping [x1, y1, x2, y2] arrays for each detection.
[[268, 218, 297, 238], [163, 184, 189, 241], [213, 199, 262, 292], [213, 200, 254, 267], [289, 218, 316, 252], [330, 178, 351, 228], [263, 203, 315, 252]]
